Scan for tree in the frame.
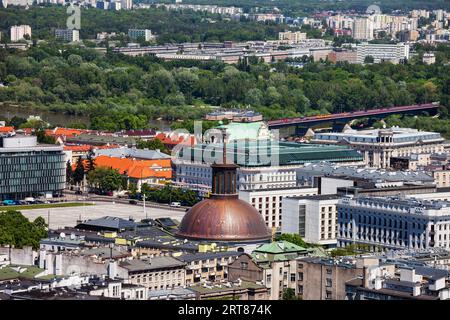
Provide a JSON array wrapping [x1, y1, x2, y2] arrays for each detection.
[[364, 55, 375, 64], [282, 288, 301, 300], [34, 129, 56, 144], [73, 157, 85, 185], [0, 210, 47, 250], [86, 149, 96, 173], [66, 160, 73, 185], [87, 167, 123, 193], [275, 233, 309, 248], [8, 116, 27, 129], [136, 138, 169, 154]]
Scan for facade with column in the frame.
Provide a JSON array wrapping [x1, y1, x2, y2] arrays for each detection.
[[312, 127, 444, 169], [337, 196, 450, 250]]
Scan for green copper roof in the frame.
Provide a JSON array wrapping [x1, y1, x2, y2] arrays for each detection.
[[254, 241, 308, 254], [176, 141, 363, 167], [217, 121, 267, 141]]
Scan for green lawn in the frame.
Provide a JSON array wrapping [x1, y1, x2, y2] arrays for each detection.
[[0, 265, 54, 281], [0, 202, 93, 211]]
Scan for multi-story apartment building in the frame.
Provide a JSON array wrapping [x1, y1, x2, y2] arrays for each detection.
[[278, 31, 307, 43], [175, 251, 241, 285], [423, 53, 436, 65], [356, 43, 410, 64], [296, 256, 366, 300], [282, 195, 340, 247], [55, 29, 80, 42], [0, 135, 66, 201], [228, 242, 310, 300], [120, 0, 132, 10], [239, 187, 318, 230], [312, 127, 444, 169], [128, 29, 155, 42], [352, 17, 374, 40], [10, 25, 31, 42], [116, 257, 186, 290], [337, 196, 450, 250]]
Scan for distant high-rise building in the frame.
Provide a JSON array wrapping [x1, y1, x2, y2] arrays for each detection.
[[96, 0, 108, 9], [128, 29, 154, 42], [10, 25, 31, 42], [434, 9, 445, 22], [278, 31, 307, 43], [423, 53, 436, 65], [352, 17, 374, 40], [120, 0, 132, 10], [55, 29, 80, 42], [110, 1, 121, 10]]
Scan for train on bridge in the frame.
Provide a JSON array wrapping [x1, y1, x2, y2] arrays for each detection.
[[268, 103, 440, 128]]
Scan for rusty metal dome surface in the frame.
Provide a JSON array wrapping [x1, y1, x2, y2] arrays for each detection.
[[176, 195, 271, 242]]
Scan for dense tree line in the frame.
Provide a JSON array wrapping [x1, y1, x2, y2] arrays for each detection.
[[0, 41, 448, 131], [163, 0, 449, 16], [0, 6, 286, 43], [140, 184, 200, 206], [0, 210, 47, 250]]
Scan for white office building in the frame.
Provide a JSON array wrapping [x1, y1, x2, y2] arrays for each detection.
[[10, 25, 31, 42], [278, 31, 307, 43], [128, 29, 154, 42], [338, 196, 450, 250], [239, 187, 318, 230], [356, 42, 410, 64], [282, 195, 340, 247], [312, 127, 444, 169], [55, 29, 80, 42]]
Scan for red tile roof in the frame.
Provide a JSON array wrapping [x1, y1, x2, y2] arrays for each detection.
[[0, 126, 14, 133], [93, 156, 172, 180]]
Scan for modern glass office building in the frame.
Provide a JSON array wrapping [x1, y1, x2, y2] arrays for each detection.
[[0, 135, 66, 200]]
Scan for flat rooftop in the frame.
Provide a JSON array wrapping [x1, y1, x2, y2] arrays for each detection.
[[176, 141, 363, 167]]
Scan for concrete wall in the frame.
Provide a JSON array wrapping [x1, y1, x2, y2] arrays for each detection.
[[0, 246, 36, 266], [40, 250, 108, 276], [298, 259, 363, 300]]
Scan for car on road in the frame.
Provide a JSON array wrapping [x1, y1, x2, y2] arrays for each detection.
[[129, 200, 138, 205], [170, 202, 181, 208], [2, 200, 18, 206]]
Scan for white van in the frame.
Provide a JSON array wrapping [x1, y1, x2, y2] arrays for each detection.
[[170, 202, 181, 208]]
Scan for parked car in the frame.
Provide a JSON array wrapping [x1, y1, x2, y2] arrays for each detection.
[[129, 200, 138, 205], [2, 200, 17, 206], [170, 202, 181, 208]]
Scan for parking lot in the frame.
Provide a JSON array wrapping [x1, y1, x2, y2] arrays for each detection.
[[20, 202, 188, 229]]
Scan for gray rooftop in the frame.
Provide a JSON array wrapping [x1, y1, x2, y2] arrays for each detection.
[[94, 147, 170, 160], [119, 257, 185, 272], [76, 216, 137, 231], [176, 251, 241, 263], [299, 162, 434, 183]]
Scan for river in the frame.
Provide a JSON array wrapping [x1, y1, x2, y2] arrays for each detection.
[[0, 103, 171, 130]]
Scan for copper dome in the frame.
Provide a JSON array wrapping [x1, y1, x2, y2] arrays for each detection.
[[176, 195, 271, 242]]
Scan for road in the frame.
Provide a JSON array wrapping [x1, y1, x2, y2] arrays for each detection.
[[20, 202, 188, 230]]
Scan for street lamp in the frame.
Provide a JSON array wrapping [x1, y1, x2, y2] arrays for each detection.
[[143, 192, 147, 220]]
